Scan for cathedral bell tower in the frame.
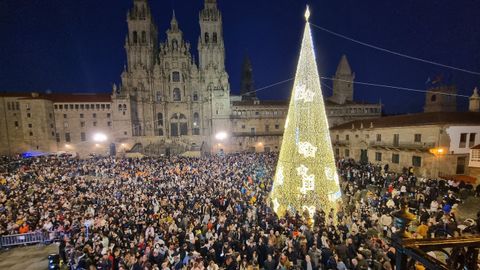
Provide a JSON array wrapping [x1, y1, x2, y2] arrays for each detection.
[[198, 0, 231, 151], [125, 0, 158, 71]]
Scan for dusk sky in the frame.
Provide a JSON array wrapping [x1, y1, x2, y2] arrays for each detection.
[[1, 0, 479, 114]]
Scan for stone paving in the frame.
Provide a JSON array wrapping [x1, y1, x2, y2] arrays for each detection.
[[0, 244, 58, 270]]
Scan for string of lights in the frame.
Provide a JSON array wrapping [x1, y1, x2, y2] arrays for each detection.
[[309, 22, 480, 76]]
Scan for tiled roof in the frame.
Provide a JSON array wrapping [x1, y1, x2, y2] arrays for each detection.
[[471, 144, 480, 150], [330, 112, 480, 130], [0, 92, 111, 102]]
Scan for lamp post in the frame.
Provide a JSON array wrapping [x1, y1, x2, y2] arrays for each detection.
[[429, 147, 446, 178]]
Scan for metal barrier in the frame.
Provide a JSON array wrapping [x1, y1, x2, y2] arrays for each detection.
[[0, 231, 49, 248]]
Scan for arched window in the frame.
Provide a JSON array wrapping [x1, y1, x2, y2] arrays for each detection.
[[193, 92, 199, 101], [431, 94, 437, 102], [123, 104, 127, 110], [193, 113, 200, 135], [156, 91, 162, 102], [118, 104, 122, 111], [141, 31, 146, 43], [173, 88, 181, 101], [172, 71, 180, 82], [170, 113, 188, 137], [132, 31, 138, 44], [157, 113, 164, 126], [205, 32, 209, 43], [213, 32, 217, 43]]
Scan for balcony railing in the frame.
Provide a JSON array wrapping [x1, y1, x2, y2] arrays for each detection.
[[232, 131, 284, 137], [370, 141, 435, 151]]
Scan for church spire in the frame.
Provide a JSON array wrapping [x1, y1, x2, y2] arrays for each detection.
[[240, 55, 257, 100]]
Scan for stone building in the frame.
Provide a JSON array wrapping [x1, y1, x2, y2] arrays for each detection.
[[0, 0, 381, 156], [330, 110, 480, 183]]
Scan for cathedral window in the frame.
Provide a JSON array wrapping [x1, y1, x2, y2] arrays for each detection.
[[123, 104, 127, 110], [213, 32, 217, 43], [193, 92, 199, 101], [118, 104, 122, 111], [193, 113, 200, 135], [157, 113, 164, 126], [205, 32, 209, 43], [141, 31, 146, 44], [431, 94, 437, 102], [170, 113, 188, 137], [173, 88, 181, 101], [156, 91, 162, 102], [172, 72, 180, 82], [132, 31, 138, 44]]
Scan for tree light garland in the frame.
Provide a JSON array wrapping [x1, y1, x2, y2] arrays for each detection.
[[269, 6, 342, 220]]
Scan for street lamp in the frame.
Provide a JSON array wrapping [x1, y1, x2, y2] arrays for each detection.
[[215, 131, 228, 141], [93, 133, 108, 142]]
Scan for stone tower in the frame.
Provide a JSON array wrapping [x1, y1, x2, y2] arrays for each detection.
[[198, 0, 231, 143], [240, 55, 257, 101], [470, 87, 480, 112], [424, 85, 457, 113], [330, 54, 355, 105]]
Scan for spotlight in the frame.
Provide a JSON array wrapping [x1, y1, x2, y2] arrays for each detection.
[[215, 131, 228, 141], [93, 133, 107, 142], [48, 254, 60, 270]]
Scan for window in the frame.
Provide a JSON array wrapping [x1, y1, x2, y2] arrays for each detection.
[[346, 134, 349, 141], [75, 104, 79, 110], [265, 125, 270, 132], [170, 113, 188, 137], [80, 114, 84, 118], [96, 104, 100, 110], [469, 133, 476, 147], [86, 104, 90, 110], [64, 122, 68, 128], [101, 104, 105, 110], [59, 105, 63, 110], [14, 121, 18, 127], [65, 133, 71, 142], [456, 156, 466, 174], [459, 133, 467, 148], [392, 153, 400, 164], [15, 102, 19, 110], [345, 149, 350, 157], [393, 134, 399, 147], [335, 148, 340, 156], [28, 123, 32, 128], [431, 94, 437, 102], [205, 32, 209, 43], [93, 122, 97, 127], [173, 88, 181, 101], [80, 104, 84, 110], [412, 156, 422, 167], [27, 113, 31, 118], [255, 111, 260, 116], [81, 132, 86, 142], [49, 113, 52, 119], [56, 133, 60, 142], [70, 104, 74, 110], [63, 114, 67, 119], [118, 104, 122, 111], [107, 113, 111, 118], [213, 32, 217, 43], [193, 92, 198, 101], [80, 122, 85, 128], [29, 131, 33, 136], [376, 134, 381, 142], [242, 125, 246, 129], [107, 121, 112, 127], [275, 124, 280, 129], [193, 112, 200, 135], [156, 91, 162, 102], [132, 31, 138, 44], [124, 131, 127, 136], [141, 31, 146, 43], [172, 72, 180, 82], [106, 104, 110, 110], [251, 128, 255, 135], [414, 134, 422, 143], [7, 102, 11, 110], [375, 152, 382, 161], [157, 113, 164, 126], [93, 113, 97, 118], [336, 134, 339, 141]]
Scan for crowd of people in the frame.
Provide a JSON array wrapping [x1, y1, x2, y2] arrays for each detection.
[[0, 153, 479, 270]]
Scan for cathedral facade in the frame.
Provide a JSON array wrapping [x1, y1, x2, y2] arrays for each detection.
[[0, 0, 382, 156]]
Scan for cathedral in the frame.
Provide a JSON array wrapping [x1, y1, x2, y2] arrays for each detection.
[[0, 0, 383, 156]]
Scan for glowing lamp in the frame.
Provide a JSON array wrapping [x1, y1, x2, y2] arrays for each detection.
[[215, 131, 228, 141], [93, 133, 107, 142]]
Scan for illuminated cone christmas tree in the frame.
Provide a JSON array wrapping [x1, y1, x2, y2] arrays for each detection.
[[270, 7, 341, 219]]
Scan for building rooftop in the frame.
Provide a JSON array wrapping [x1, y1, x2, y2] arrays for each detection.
[[471, 144, 480, 150], [232, 99, 379, 107], [331, 112, 480, 130], [1, 92, 111, 103]]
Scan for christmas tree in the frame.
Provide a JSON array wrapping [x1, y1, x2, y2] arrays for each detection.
[[270, 6, 342, 219]]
